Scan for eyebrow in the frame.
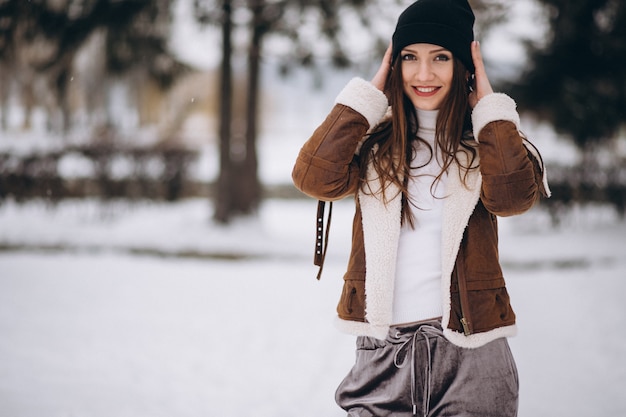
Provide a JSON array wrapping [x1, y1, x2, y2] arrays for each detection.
[[402, 47, 450, 54]]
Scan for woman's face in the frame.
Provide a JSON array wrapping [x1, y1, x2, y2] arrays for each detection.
[[400, 43, 454, 111]]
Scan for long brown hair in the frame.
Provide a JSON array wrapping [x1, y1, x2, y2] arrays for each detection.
[[358, 53, 478, 227]]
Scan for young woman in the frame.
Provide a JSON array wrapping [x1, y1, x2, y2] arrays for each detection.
[[292, 0, 550, 415]]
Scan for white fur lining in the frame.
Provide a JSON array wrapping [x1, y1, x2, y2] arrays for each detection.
[[336, 317, 517, 347], [335, 316, 389, 340], [438, 154, 488, 348], [444, 324, 517, 348], [335, 77, 389, 130], [358, 161, 402, 332], [471, 93, 520, 141]]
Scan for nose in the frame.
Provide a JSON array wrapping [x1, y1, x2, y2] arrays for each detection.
[[415, 61, 435, 82]]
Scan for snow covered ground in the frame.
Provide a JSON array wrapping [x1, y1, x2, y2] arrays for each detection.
[[1, 197, 625, 417], [1, 2, 625, 414]]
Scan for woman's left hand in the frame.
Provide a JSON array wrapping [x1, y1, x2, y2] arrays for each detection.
[[468, 41, 494, 108], [371, 42, 393, 92]]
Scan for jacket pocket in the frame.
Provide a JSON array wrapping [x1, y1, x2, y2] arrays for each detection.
[[449, 287, 516, 334], [337, 276, 366, 322], [468, 287, 516, 332]]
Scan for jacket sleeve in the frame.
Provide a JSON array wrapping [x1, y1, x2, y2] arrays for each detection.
[[472, 93, 550, 216], [292, 78, 389, 200]]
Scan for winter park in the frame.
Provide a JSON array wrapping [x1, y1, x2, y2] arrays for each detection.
[[1, 1, 626, 417]]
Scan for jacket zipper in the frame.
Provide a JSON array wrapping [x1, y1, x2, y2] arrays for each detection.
[[455, 245, 473, 336]]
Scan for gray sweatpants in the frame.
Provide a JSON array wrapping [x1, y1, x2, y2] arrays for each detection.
[[335, 320, 519, 417]]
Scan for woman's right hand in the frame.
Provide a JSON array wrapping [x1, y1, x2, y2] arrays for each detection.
[[371, 43, 393, 92]]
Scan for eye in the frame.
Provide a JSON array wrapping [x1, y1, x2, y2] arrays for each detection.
[[401, 53, 417, 61], [434, 54, 451, 62]]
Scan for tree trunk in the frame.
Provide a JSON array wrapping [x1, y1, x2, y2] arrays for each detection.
[[213, 0, 234, 223], [214, 0, 264, 223], [0, 62, 8, 130], [233, 0, 263, 214]]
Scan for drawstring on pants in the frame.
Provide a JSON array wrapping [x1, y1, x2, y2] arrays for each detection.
[[393, 324, 439, 417]]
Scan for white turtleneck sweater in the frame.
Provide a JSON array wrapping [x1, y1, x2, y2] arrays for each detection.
[[392, 108, 447, 325]]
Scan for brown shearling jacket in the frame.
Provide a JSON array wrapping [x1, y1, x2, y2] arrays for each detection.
[[292, 78, 549, 348]]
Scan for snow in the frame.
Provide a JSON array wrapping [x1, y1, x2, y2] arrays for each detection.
[[2, 1, 625, 415], [1, 198, 626, 417], [0, 251, 351, 417]]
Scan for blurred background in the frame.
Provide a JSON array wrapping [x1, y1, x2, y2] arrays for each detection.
[[0, 1, 624, 416]]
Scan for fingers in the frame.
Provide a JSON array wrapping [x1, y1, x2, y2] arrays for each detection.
[[469, 40, 493, 107], [471, 40, 486, 77], [383, 42, 393, 66]]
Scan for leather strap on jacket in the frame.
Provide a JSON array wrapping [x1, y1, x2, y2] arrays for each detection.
[[314, 200, 333, 280]]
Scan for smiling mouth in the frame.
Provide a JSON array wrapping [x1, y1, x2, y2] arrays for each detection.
[[413, 86, 440, 97]]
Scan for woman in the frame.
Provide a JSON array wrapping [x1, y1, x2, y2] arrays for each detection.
[[292, 0, 550, 415]]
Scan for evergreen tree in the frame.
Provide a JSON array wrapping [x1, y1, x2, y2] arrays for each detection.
[[506, 0, 626, 150]]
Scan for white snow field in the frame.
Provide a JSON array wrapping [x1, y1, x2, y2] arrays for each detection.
[[2, 0, 625, 415], [0, 198, 625, 417]]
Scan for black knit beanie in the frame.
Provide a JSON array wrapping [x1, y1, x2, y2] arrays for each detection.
[[392, 0, 475, 72]]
